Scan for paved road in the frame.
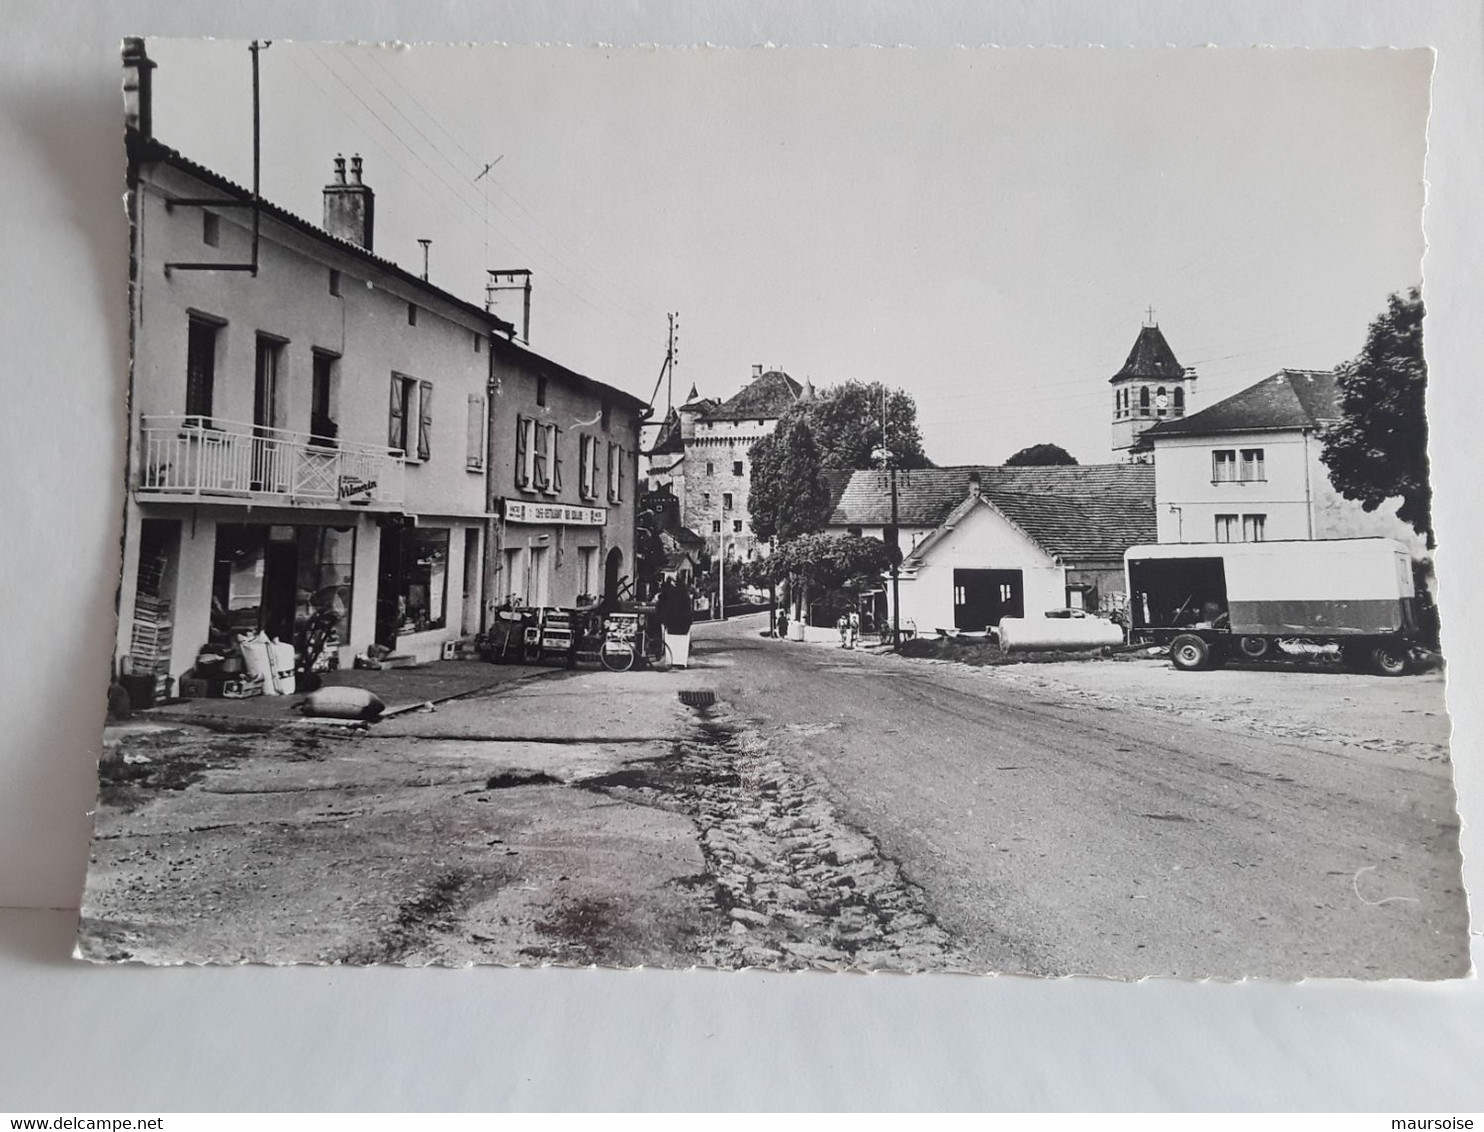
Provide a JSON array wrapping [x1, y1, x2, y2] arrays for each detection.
[[687, 616, 1468, 979]]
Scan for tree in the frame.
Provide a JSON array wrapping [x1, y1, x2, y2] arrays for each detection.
[[1320, 288, 1432, 546], [801, 381, 931, 472], [633, 487, 675, 596], [1004, 443, 1078, 467], [746, 414, 833, 543], [763, 532, 900, 624]]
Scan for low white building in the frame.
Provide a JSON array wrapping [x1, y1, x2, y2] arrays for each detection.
[[829, 465, 1156, 632]]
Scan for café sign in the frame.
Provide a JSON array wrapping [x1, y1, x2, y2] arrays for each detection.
[[504, 500, 607, 526]]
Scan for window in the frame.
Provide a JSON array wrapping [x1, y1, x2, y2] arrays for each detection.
[[407, 303, 418, 326], [848, 525, 862, 537], [733, 460, 744, 476], [328, 269, 341, 296], [185, 314, 220, 420], [1214, 514, 1239, 543], [577, 545, 599, 599], [537, 423, 563, 494], [389, 374, 431, 460], [733, 520, 743, 533], [1212, 449, 1237, 482], [472, 331, 482, 353], [536, 375, 548, 407], [705, 462, 714, 475], [722, 492, 733, 511], [310, 350, 339, 446], [398, 527, 449, 633], [1139, 386, 1150, 416], [466, 394, 486, 471], [579, 435, 601, 499], [503, 547, 526, 605], [1156, 386, 1167, 416], [607, 442, 624, 503], [1239, 448, 1265, 482], [202, 211, 220, 247], [701, 492, 711, 507], [1173, 387, 1184, 413], [1242, 514, 1266, 542], [712, 520, 722, 533]]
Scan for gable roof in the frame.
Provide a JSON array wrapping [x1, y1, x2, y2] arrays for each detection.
[[1110, 325, 1187, 384], [646, 408, 685, 455], [832, 464, 1156, 563], [700, 369, 802, 421], [1139, 369, 1338, 444]]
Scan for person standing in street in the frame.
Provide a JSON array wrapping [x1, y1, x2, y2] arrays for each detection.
[[848, 609, 860, 649], [657, 577, 695, 668]]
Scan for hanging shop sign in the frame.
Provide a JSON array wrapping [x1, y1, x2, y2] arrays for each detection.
[[503, 500, 607, 526]]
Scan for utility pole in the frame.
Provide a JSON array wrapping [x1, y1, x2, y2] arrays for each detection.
[[717, 545, 727, 622], [878, 385, 901, 649]]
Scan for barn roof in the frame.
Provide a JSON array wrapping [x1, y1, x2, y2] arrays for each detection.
[[834, 464, 1156, 563]]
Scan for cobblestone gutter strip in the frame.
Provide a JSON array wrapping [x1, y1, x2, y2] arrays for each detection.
[[581, 705, 963, 972]]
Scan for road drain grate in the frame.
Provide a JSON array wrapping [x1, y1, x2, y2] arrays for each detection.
[[678, 690, 716, 708]]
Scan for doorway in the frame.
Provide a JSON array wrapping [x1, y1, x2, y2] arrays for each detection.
[[375, 523, 404, 649], [461, 528, 480, 634], [604, 546, 623, 600], [952, 568, 1024, 630]]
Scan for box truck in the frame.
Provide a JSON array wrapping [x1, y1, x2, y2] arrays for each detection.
[[1123, 538, 1425, 676]]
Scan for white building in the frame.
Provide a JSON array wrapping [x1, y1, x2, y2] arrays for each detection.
[[828, 465, 1156, 632], [1136, 368, 1426, 554]]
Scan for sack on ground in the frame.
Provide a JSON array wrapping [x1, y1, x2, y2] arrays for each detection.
[[298, 686, 385, 720], [268, 638, 296, 696]]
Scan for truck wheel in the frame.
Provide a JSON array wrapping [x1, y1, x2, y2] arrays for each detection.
[[1238, 636, 1270, 659], [1169, 634, 1211, 672], [1369, 644, 1410, 677]]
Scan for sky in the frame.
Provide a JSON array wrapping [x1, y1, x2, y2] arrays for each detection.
[[143, 41, 1431, 466]]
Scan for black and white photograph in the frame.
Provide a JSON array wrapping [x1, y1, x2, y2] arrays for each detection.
[[76, 39, 1467, 979]]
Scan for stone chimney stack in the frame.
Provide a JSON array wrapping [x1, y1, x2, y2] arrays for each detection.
[[752, 364, 763, 378], [968, 470, 982, 498], [323, 152, 375, 250], [122, 37, 156, 139]]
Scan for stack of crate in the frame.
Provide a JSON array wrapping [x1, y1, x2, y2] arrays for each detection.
[[128, 555, 174, 702]]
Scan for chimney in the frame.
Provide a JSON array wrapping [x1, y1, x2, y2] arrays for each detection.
[[752, 364, 763, 378], [323, 152, 375, 250], [122, 37, 156, 139], [968, 470, 982, 498]]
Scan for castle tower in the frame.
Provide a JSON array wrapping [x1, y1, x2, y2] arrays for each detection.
[[1110, 318, 1195, 456]]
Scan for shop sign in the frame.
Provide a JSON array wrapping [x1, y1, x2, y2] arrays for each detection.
[[504, 501, 607, 526]]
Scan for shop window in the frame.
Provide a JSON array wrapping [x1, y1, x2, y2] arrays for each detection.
[[1239, 448, 1265, 482], [185, 313, 221, 421], [211, 523, 356, 647], [310, 350, 339, 446], [1242, 514, 1266, 542], [1214, 514, 1238, 543], [202, 211, 220, 247], [398, 527, 449, 633], [1212, 449, 1237, 482]]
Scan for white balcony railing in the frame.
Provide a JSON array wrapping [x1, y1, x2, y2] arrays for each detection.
[[138, 415, 406, 507]]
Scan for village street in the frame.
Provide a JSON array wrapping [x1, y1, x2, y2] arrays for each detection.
[[79, 615, 1467, 979]]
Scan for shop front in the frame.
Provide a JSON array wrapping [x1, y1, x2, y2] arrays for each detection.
[[373, 516, 484, 662], [492, 500, 611, 612]]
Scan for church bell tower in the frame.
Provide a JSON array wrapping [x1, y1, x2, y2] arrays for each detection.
[[1110, 311, 1195, 457]]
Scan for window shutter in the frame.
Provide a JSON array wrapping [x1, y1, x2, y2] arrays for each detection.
[[534, 420, 549, 489], [617, 444, 625, 502], [389, 375, 404, 450], [514, 415, 528, 488], [466, 394, 484, 470], [417, 381, 433, 461], [579, 436, 591, 498], [552, 426, 564, 492]]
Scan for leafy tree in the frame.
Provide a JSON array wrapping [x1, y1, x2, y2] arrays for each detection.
[[1320, 288, 1432, 546], [801, 381, 931, 472], [747, 414, 833, 543], [1004, 443, 1078, 467], [762, 532, 900, 624]]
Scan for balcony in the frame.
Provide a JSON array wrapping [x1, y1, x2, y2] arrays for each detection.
[[138, 415, 405, 508]]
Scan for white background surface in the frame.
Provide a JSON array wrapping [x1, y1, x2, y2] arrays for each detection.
[[2, 1, 1481, 1111]]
